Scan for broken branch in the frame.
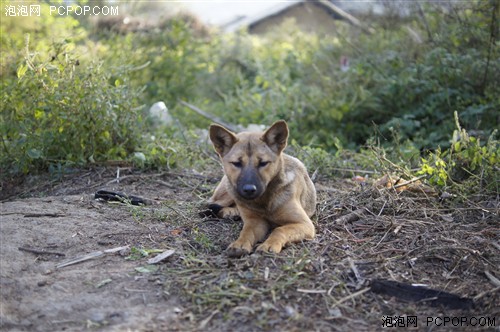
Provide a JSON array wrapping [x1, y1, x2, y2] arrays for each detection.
[[19, 246, 65, 256]]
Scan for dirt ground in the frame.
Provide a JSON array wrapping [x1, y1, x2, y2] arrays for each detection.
[[0, 168, 498, 331]]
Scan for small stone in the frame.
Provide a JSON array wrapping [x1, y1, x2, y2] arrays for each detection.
[[89, 311, 106, 323]]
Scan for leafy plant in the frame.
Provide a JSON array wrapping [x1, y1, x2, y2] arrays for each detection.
[[418, 112, 499, 193], [1, 36, 143, 175]]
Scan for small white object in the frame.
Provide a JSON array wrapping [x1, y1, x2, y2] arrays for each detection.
[[149, 101, 173, 125], [133, 152, 146, 162], [244, 124, 266, 132]]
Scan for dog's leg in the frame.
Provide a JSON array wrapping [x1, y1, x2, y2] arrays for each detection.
[[256, 204, 315, 254], [227, 214, 269, 258], [208, 176, 240, 218]]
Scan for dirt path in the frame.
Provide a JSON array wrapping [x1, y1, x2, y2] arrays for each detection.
[[0, 194, 184, 331]]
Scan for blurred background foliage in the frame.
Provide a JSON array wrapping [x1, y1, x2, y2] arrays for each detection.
[[1, 0, 498, 194]]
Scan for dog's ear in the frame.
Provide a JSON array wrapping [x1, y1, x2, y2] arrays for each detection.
[[262, 120, 289, 154], [209, 124, 238, 157]]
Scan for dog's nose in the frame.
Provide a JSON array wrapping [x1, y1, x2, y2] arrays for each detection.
[[242, 184, 257, 195]]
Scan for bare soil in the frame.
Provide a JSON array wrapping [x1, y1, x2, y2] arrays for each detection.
[[1, 168, 498, 331]]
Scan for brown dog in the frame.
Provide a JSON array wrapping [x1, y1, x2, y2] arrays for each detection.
[[207, 120, 316, 257]]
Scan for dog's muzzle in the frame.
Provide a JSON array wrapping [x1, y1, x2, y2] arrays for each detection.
[[237, 168, 263, 200]]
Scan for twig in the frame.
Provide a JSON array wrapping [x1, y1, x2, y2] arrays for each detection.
[[330, 287, 371, 308], [392, 175, 427, 189], [335, 208, 365, 224], [473, 285, 500, 301], [416, 2, 433, 42], [19, 246, 65, 256], [404, 246, 481, 258], [484, 270, 500, 287], [56, 245, 129, 269], [179, 100, 238, 132], [198, 310, 220, 330], [327, 167, 379, 174], [24, 213, 66, 218], [480, 0, 498, 94], [154, 180, 177, 189], [318, 0, 374, 34], [348, 257, 364, 284], [105, 171, 214, 186], [297, 288, 327, 294], [147, 249, 175, 264], [105, 174, 135, 185]]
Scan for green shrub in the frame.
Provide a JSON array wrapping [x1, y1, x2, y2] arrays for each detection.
[[0, 36, 143, 175], [79, 2, 498, 155], [418, 112, 499, 194], [1, 1, 498, 184], [98, 16, 211, 110]]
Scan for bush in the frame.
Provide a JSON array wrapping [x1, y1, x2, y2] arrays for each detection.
[[418, 113, 499, 195], [1, 1, 498, 184], [81, 2, 498, 154], [0, 36, 143, 175], [148, 2, 497, 152]]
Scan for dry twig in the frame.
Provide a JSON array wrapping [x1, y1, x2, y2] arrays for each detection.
[[335, 208, 365, 224], [19, 246, 65, 256], [56, 246, 129, 269]]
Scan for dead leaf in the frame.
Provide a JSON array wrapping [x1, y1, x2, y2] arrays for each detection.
[[170, 228, 182, 236]]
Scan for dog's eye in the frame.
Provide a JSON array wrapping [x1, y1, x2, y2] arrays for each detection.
[[231, 161, 243, 168], [258, 161, 270, 168]]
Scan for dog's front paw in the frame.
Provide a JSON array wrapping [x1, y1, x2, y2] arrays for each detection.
[[219, 207, 240, 220], [204, 204, 240, 220], [199, 204, 224, 218], [256, 241, 283, 254], [226, 247, 250, 258], [227, 240, 252, 258], [208, 204, 224, 215]]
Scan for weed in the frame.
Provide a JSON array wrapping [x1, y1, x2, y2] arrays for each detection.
[[128, 205, 147, 223], [418, 112, 499, 195], [126, 247, 163, 261]]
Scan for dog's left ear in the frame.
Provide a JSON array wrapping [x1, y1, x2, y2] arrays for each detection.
[[262, 120, 289, 154], [209, 124, 238, 157]]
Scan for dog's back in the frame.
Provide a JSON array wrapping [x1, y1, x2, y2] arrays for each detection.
[[283, 154, 316, 217]]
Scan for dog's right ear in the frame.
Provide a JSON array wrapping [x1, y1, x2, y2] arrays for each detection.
[[209, 124, 238, 157], [262, 120, 289, 154]]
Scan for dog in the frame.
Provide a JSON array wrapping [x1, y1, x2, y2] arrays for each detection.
[[207, 120, 316, 257]]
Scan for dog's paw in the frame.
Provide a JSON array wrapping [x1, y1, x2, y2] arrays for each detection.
[[219, 207, 241, 220], [208, 204, 223, 215], [202, 204, 241, 220], [256, 241, 283, 254], [198, 204, 223, 218], [227, 240, 253, 258], [226, 247, 250, 258]]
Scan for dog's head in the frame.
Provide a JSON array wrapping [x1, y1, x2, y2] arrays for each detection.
[[209, 121, 289, 200]]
